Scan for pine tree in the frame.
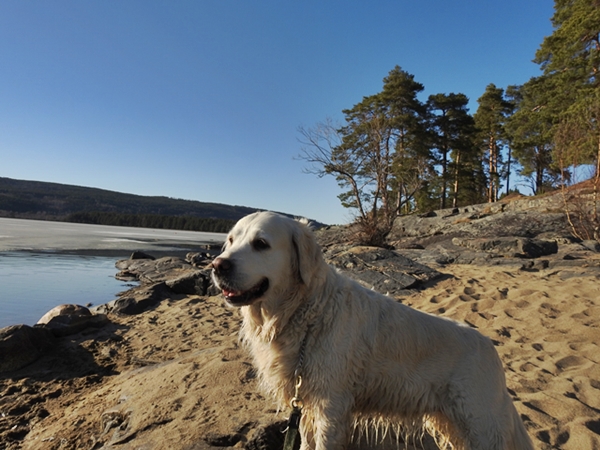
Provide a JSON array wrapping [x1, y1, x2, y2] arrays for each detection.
[[535, 0, 600, 169], [380, 67, 432, 215], [474, 84, 514, 202], [427, 93, 477, 208], [535, 0, 600, 92], [298, 66, 430, 244], [533, 0, 600, 238], [505, 81, 561, 194]]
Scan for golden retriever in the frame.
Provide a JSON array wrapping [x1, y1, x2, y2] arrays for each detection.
[[211, 212, 533, 450]]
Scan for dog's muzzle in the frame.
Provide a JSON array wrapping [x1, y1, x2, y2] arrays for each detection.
[[212, 257, 270, 306], [221, 278, 270, 306]]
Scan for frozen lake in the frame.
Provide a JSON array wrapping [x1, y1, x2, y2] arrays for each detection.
[[0, 218, 226, 328], [0, 217, 226, 253]]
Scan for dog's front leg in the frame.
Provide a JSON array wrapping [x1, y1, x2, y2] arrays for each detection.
[[308, 398, 353, 450]]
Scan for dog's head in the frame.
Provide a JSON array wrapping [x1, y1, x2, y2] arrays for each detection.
[[211, 212, 322, 307]]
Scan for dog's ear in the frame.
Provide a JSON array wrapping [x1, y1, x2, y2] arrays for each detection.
[[292, 220, 322, 285]]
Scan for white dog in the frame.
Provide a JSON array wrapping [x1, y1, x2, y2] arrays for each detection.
[[211, 212, 533, 450]]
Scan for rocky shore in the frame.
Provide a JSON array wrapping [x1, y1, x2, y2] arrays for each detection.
[[1, 192, 600, 449]]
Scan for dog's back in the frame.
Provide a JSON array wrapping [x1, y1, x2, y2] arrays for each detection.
[[214, 212, 533, 449]]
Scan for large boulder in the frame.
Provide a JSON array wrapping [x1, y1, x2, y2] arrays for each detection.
[[37, 304, 109, 337], [0, 325, 56, 373]]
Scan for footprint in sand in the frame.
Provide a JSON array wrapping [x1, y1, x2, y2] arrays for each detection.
[[555, 355, 587, 371]]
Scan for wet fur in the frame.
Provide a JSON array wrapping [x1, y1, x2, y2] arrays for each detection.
[[212, 212, 533, 450]]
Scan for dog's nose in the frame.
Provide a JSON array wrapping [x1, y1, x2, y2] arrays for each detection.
[[212, 257, 233, 275]]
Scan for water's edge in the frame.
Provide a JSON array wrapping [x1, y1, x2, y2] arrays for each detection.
[[0, 219, 226, 328]]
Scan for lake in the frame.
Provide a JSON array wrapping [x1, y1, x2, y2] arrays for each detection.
[[0, 252, 136, 328], [0, 218, 226, 328]]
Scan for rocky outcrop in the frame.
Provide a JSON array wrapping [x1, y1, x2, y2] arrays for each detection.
[[115, 256, 202, 284], [451, 237, 558, 259], [389, 200, 571, 244], [325, 246, 443, 295], [104, 254, 216, 316], [383, 192, 600, 270], [115, 255, 213, 289]]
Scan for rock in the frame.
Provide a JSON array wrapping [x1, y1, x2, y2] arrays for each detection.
[[390, 196, 571, 243], [325, 246, 443, 295], [536, 232, 577, 244], [37, 304, 91, 323], [165, 271, 210, 295], [37, 304, 109, 337], [581, 240, 600, 252], [115, 269, 138, 281], [451, 237, 558, 258], [42, 314, 109, 337], [114, 257, 193, 284], [0, 325, 56, 373], [185, 252, 212, 267], [519, 259, 551, 272], [130, 251, 155, 260], [392, 242, 425, 250], [107, 282, 171, 315], [113, 255, 222, 298], [115, 259, 134, 271]]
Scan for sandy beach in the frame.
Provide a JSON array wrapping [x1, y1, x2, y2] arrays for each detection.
[[1, 257, 599, 449]]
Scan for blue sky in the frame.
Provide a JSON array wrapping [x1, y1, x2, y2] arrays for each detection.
[[0, 1, 554, 225]]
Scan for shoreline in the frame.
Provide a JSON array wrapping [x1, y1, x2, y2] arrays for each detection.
[[1, 261, 599, 449], [0, 219, 226, 329], [1, 212, 600, 448]]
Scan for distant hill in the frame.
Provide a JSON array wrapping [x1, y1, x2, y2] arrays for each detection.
[[0, 177, 289, 232]]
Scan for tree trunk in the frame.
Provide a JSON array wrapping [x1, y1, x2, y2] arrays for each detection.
[[488, 134, 496, 203], [594, 138, 600, 240], [535, 148, 544, 195], [452, 150, 461, 208], [440, 145, 448, 210], [505, 146, 512, 196]]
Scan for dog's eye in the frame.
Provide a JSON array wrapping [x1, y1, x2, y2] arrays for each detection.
[[252, 238, 270, 251]]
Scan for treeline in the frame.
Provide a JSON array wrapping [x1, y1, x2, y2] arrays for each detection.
[[66, 211, 235, 233], [0, 177, 260, 221], [299, 0, 600, 244]]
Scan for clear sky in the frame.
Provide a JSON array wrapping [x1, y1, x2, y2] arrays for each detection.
[[0, 1, 555, 225]]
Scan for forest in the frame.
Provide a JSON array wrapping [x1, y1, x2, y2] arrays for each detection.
[[65, 211, 235, 233], [299, 0, 600, 244], [0, 177, 258, 233]]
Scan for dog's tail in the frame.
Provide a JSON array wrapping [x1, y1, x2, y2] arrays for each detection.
[[506, 405, 534, 450]]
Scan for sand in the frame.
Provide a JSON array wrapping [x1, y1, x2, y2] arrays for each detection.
[[1, 262, 599, 449], [407, 264, 600, 449]]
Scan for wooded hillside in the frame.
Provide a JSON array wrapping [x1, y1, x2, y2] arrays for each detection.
[[0, 177, 270, 232]]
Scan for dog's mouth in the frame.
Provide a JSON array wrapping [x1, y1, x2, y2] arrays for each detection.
[[221, 278, 269, 306]]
